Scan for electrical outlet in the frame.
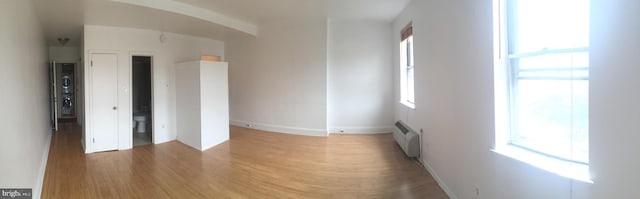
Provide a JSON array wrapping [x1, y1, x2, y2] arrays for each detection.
[[475, 187, 480, 197]]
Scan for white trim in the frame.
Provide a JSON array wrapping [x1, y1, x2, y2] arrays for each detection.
[[86, 50, 120, 153], [493, 0, 592, 184], [399, 100, 415, 109], [328, 126, 393, 134], [110, 0, 257, 36], [418, 158, 457, 199], [34, 131, 52, 199], [230, 120, 327, 137], [154, 136, 174, 145]]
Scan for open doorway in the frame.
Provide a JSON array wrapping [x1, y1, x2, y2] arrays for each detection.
[[132, 56, 153, 147], [50, 62, 77, 130]]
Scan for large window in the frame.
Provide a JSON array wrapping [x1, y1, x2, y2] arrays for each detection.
[[498, 0, 590, 165], [400, 22, 415, 108]]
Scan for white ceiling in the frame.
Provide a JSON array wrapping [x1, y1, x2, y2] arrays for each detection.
[[175, 0, 326, 24], [34, 0, 411, 46], [173, 0, 411, 23]]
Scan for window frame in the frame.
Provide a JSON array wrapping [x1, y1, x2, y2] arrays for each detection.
[[400, 22, 415, 109], [493, 0, 592, 182]]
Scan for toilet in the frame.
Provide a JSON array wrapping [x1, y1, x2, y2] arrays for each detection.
[[133, 113, 148, 133]]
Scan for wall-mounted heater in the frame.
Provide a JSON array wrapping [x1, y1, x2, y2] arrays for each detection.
[[393, 120, 420, 157]]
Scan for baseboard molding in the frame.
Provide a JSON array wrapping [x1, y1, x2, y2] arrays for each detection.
[[328, 126, 393, 134], [155, 139, 174, 145], [418, 158, 457, 199], [34, 131, 53, 199], [230, 120, 327, 136]]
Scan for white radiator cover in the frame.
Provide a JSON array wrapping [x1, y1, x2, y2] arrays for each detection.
[[392, 120, 420, 157]]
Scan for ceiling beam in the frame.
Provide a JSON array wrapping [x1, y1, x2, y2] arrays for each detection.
[[110, 0, 257, 36]]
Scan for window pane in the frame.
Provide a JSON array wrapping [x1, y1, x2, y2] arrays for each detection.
[[407, 36, 414, 66], [510, 0, 589, 53], [407, 67, 414, 103], [511, 80, 588, 163]]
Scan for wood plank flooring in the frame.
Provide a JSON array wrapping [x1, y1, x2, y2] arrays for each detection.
[[42, 124, 448, 198]]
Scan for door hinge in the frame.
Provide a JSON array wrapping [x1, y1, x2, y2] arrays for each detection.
[[93, 138, 95, 143], [91, 61, 93, 66]]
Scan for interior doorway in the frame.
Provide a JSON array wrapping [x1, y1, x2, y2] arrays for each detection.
[[132, 56, 153, 147], [49, 62, 78, 131], [58, 63, 76, 122]]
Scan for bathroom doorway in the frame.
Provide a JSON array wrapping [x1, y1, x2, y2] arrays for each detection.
[[132, 56, 153, 147]]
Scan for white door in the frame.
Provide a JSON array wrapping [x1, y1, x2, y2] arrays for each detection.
[[49, 61, 58, 131], [91, 53, 119, 152]]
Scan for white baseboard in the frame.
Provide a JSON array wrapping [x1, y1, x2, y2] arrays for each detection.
[[328, 126, 393, 134], [418, 158, 457, 199], [230, 120, 327, 136], [34, 131, 52, 199]]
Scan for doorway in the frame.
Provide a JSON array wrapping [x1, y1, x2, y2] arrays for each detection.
[[58, 63, 76, 123], [132, 56, 153, 147], [49, 62, 78, 131]]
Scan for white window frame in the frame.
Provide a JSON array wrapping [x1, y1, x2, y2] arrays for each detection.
[[400, 22, 415, 109], [492, 0, 592, 183]]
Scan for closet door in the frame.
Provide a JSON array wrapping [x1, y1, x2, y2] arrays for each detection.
[[90, 53, 119, 152]]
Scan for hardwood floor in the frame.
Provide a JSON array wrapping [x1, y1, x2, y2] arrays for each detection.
[[42, 124, 448, 199]]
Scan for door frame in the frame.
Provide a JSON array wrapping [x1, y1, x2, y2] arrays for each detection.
[[50, 61, 58, 131], [55, 62, 78, 120], [85, 50, 120, 153], [53, 59, 82, 127], [129, 51, 155, 146]]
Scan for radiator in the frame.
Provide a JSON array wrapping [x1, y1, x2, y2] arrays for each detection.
[[392, 120, 420, 157]]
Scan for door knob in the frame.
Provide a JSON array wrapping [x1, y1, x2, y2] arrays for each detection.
[[113, 106, 117, 110]]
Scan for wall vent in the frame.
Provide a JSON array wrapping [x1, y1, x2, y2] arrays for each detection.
[[393, 120, 420, 157]]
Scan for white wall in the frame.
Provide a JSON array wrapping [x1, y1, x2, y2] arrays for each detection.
[[392, 2, 503, 198], [0, 0, 51, 197], [327, 20, 394, 133], [226, 18, 328, 136], [49, 46, 80, 62], [83, 25, 224, 152], [175, 61, 202, 150], [392, 0, 640, 198], [198, 62, 230, 150], [590, 0, 640, 198], [176, 61, 230, 151]]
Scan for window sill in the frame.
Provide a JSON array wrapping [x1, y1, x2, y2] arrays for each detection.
[[492, 145, 593, 183], [400, 101, 415, 109]]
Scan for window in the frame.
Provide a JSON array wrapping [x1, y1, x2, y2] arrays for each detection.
[[400, 22, 415, 109], [494, 0, 590, 180]]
